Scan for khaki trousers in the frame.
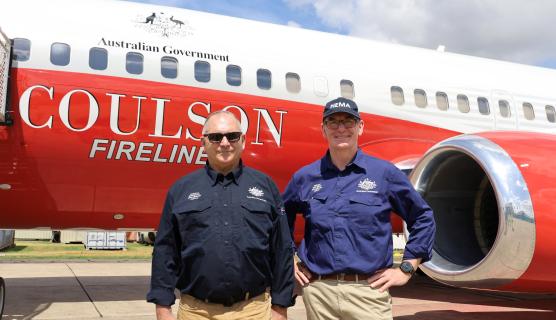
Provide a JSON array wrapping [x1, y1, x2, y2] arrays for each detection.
[[302, 279, 392, 320], [177, 291, 271, 320]]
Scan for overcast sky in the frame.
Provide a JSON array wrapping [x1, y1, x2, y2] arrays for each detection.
[[127, 0, 556, 69]]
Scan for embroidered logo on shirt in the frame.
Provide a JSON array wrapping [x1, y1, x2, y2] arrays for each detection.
[[357, 178, 377, 193], [311, 184, 322, 192], [187, 192, 201, 200], [247, 186, 268, 203], [248, 186, 264, 197]]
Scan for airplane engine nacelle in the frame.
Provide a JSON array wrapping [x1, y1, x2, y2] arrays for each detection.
[[409, 132, 556, 292]]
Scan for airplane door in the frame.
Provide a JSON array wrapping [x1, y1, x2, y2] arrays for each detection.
[[491, 90, 518, 130]]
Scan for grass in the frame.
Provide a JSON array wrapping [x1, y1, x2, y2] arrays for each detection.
[[0, 240, 153, 261], [0, 240, 404, 263]]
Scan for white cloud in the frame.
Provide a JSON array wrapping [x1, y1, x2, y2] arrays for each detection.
[[284, 0, 556, 66], [286, 0, 356, 29]]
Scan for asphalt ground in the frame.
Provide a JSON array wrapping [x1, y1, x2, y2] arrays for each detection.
[[0, 262, 555, 320]]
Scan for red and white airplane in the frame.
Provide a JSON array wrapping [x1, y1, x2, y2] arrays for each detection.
[[1, 0, 556, 295]]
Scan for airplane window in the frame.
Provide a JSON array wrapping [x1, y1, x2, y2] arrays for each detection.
[[126, 52, 143, 74], [257, 69, 271, 90], [341, 79, 354, 99], [498, 100, 511, 118], [523, 103, 535, 120], [50, 42, 70, 66], [314, 77, 329, 97], [195, 60, 210, 82], [457, 94, 470, 113], [414, 89, 427, 108], [226, 65, 241, 86], [436, 92, 449, 111], [161, 56, 178, 79], [286, 72, 301, 93], [546, 105, 556, 123], [89, 47, 107, 70], [391, 86, 404, 105], [478, 97, 490, 115], [12, 38, 31, 61]]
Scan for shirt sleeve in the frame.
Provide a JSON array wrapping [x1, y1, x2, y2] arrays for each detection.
[[146, 188, 182, 306], [386, 166, 436, 263], [268, 178, 295, 307]]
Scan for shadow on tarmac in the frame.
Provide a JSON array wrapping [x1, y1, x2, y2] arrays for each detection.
[[2, 266, 556, 320], [391, 274, 556, 320], [396, 310, 556, 320], [3, 275, 153, 319]]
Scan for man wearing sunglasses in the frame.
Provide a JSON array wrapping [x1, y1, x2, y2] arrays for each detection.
[[283, 97, 435, 320], [148, 111, 294, 320]]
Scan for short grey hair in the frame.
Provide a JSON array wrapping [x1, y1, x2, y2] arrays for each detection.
[[202, 110, 242, 134]]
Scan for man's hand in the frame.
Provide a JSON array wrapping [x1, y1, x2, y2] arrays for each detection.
[[367, 259, 420, 292], [367, 268, 410, 292], [294, 259, 312, 286], [155, 304, 176, 320], [271, 305, 288, 320]]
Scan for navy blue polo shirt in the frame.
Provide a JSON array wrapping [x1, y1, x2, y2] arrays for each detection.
[[147, 162, 294, 307], [283, 149, 435, 275]]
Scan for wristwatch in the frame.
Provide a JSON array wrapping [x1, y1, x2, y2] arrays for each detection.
[[399, 261, 415, 275]]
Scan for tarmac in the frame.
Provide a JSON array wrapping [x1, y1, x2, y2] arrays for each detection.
[[1, 262, 555, 320]]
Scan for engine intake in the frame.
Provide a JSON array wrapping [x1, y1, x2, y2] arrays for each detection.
[[409, 134, 535, 289]]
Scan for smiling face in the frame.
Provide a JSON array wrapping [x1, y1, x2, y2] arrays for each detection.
[[202, 112, 245, 174], [322, 112, 364, 152]]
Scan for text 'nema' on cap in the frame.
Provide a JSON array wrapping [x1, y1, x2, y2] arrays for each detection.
[[323, 97, 360, 119]]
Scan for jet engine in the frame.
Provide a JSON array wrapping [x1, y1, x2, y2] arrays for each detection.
[[409, 132, 556, 292]]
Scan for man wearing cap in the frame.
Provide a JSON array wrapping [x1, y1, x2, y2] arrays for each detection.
[[147, 110, 294, 320], [283, 97, 435, 320]]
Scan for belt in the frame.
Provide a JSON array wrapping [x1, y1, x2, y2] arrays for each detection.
[[195, 287, 267, 307], [314, 273, 371, 282]]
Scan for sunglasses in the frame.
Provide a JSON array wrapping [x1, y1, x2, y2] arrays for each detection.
[[203, 131, 243, 143], [324, 117, 358, 130]]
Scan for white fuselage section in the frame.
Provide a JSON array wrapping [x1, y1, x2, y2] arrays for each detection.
[[2, 0, 556, 137]]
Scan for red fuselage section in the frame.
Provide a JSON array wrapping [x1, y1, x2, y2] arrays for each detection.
[[0, 68, 454, 234]]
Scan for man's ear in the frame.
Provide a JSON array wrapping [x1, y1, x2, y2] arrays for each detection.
[[358, 119, 364, 136]]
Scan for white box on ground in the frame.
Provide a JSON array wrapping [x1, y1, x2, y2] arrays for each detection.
[[86, 231, 126, 250]]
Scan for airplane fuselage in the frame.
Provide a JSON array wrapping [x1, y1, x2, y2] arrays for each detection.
[[2, 0, 556, 293]]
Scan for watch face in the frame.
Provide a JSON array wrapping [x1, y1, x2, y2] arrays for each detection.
[[400, 262, 414, 274]]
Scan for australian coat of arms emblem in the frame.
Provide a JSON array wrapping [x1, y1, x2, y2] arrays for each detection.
[[134, 12, 195, 37]]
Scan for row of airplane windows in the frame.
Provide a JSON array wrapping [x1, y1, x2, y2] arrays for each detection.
[[391, 86, 556, 123], [12, 38, 356, 98], [15, 38, 554, 124]]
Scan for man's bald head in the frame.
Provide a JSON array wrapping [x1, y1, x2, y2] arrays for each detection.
[[202, 110, 242, 135]]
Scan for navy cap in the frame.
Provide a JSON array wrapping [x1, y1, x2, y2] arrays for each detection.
[[323, 97, 360, 119]]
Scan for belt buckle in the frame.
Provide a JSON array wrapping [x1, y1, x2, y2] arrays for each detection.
[[338, 273, 345, 281]]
